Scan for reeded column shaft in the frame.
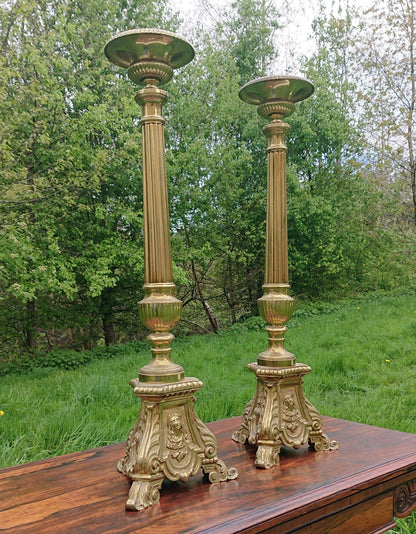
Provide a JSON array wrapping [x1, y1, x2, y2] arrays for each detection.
[[257, 119, 295, 368], [138, 87, 173, 284], [264, 121, 290, 286], [103, 29, 192, 384], [135, 85, 184, 383]]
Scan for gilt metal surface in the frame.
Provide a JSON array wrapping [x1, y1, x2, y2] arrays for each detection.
[[239, 75, 314, 106], [104, 28, 194, 76], [105, 29, 237, 510], [233, 76, 338, 467]]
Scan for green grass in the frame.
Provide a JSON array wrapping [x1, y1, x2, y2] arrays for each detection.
[[393, 514, 416, 534], [289, 294, 416, 433], [1, 292, 416, 531]]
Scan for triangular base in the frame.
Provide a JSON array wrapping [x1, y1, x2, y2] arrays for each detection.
[[232, 363, 338, 468], [118, 377, 238, 510]]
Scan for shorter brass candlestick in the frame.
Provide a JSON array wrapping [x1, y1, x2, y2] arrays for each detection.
[[232, 76, 338, 468], [105, 29, 237, 511]]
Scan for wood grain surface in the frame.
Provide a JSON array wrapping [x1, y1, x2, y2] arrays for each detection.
[[1, 416, 416, 533]]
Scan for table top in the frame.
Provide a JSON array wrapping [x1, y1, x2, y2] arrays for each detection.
[[1, 416, 416, 533]]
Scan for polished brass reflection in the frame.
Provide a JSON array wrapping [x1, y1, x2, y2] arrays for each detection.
[[105, 29, 237, 511], [232, 76, 338, 468]]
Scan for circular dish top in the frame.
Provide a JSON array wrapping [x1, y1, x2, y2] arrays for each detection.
[[104, 28, 195, 69], [239, 76, 314, 105]]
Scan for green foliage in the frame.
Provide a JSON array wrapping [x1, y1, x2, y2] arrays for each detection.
[[40, 349, 93, 371], [0, 0, 178, 353], [285, 7, 415, 297], [167, 12, 272, 329], [0, 340, 146, 376], [0, 0, 414, 362], [226, 0, 280, 83]]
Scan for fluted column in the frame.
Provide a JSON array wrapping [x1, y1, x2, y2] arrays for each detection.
[[257, 118, 295, 367], [264, 121, 290, 285], [134, 84, 184, 383], [138, 87, 172, 283]]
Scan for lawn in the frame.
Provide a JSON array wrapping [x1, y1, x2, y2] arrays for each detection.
[[1, 292, 416, 531]]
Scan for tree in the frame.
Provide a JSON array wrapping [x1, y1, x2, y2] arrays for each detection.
[[227, 0, 279, 84], [358, 0, 416, 227], [165, 0, 280, 330], [285, 5, 413, 296], [0, 0, 177, 353], [166, 33, 264, 329]]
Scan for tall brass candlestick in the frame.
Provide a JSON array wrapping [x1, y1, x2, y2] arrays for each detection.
[[105, 29, 237, 511], [232, 76, 338, 468]]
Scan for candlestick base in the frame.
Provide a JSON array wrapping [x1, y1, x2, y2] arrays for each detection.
[[118, 377, 238, 510], [232, 363, 338, 468]]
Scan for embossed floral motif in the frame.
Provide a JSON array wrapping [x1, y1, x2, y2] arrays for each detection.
[[282, 393, 303, 433]]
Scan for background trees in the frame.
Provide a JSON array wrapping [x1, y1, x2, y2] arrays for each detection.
[[166, 1, 278, 330], [0, 0, 414, 359], [0, 0, 176, 354], [285, 6, 406, 296], [357, 0, 416, 227]]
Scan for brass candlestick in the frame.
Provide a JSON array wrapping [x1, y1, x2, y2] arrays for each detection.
[[232, 76, 338, 468], [105, 29, 237, 511]]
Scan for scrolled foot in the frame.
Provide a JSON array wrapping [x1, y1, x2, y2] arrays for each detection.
[[125, 478, 164, 511], [117, 457, 127, 475], [232, 428, 248, 445], [309, 432, 339, 452], [255, 444, 280, 469], [203, 458, 238, 483]]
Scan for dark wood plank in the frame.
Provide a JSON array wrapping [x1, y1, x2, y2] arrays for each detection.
[[1, 416, 416, 533]]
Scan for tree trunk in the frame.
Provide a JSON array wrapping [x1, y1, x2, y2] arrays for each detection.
[[100, 288, 116, 346], [225, 255, 237, 324], [409, 0, 416, 226], [190, 260, 219, 333], [25, 300, 36, 350], [102, 316, 116, 346], [412, 165, 416, 227]]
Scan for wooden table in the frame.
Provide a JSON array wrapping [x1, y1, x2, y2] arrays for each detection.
[[1, 416, 416, 533]]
